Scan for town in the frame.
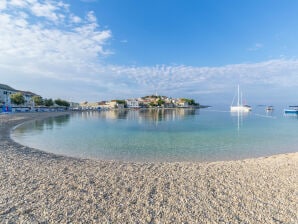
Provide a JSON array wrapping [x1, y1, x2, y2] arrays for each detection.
[[0, 83, 201, 113]]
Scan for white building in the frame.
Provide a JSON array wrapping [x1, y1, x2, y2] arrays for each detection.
[[178, 101, 189, 108], [79, 102, 102, 110], [0, 84, 37, 109], [109, 100, 125, 109], [125, 99, 140, 108], [176, 99, 189, 108], [69, 102, 80, 110], [0, 84, 17, 107], [20, 91, 37, 107]]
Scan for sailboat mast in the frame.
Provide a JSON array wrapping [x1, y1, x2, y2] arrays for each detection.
[[237, 85, 240, 106]]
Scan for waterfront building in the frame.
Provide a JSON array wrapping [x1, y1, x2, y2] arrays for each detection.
[[177, 99, 189, 108], [0, 84, 17, 107], [0, 84, 39, 106], [20, 91, 38, 107], [126, 99, 140, 108]]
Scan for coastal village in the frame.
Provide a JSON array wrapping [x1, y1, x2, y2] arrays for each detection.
[[0, 83, 200, 113]]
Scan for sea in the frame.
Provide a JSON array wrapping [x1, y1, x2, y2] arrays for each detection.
[[11, 105, 298, 162]]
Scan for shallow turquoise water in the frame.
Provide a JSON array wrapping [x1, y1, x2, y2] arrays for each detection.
[[11, 107, 298, 162]]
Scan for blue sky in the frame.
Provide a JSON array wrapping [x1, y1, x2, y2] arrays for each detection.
[[1, 0, 298, 105]]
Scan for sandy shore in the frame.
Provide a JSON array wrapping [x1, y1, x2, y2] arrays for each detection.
[[0, 112, 297, 223]]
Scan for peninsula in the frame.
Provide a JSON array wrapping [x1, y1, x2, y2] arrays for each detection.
[[1, 83, 205, 112]]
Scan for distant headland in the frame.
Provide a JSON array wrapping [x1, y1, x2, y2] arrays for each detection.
[[80, 95, 208, 110], [1, 83, 207, 112]]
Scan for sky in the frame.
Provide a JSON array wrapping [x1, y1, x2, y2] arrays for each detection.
[[1, 0, 298, 105]]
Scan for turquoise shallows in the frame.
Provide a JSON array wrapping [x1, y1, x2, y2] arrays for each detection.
[[12, 108, 298, 162]]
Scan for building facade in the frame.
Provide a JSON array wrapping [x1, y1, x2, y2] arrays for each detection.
[[0, 84, 38, 112], [125, 99, 140, 108], [0, 84, 17, 107]]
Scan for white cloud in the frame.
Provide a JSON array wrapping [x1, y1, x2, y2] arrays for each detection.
[[0, 0, 112, 76], [70, 14, 82, 23], [9, 0, 27, 7], [86, 11, 96, 23], [6, 0, 69, 22], [104, 59, 298, 100], [248, 43, 264, 51], [30, 2, 59, 21], [0, 0, 7, 10]]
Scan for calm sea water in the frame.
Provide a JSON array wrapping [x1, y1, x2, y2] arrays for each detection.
[[11, 107, 298, 162]]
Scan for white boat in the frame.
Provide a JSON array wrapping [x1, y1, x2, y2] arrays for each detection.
[[266, 106, 274, 111], [284, 106, 298, 115], [230, 85, 251, 112]]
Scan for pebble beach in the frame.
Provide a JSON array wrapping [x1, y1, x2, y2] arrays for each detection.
[[0, 112, 297, 223]]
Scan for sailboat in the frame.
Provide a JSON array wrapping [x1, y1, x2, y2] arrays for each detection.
[[230, 85, 252, 112]]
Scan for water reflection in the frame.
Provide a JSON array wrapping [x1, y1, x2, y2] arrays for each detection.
[[14, 114, 71, 134], [12, 107, 298, 162], [265, 109, 274, 117], [230, 111, 250, 132], [284, 114, 298, 119], [76, 108, 198, 124], [230, 104, 280, 131]]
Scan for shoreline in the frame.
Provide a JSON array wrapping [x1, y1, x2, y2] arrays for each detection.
[[0, 112, 297, 223]]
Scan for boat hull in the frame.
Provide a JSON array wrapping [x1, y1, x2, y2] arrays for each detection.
[[284, 109, 298, 114], [230, 106, 251, 112]]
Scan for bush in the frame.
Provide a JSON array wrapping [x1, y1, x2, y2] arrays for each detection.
[[54, 99, 70, 107], [44, 98, 54, 107]]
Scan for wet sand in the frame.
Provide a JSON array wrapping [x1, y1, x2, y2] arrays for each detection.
[[0, 112, 297, 223]]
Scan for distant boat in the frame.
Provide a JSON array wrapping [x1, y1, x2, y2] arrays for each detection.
[[230, 85, 251, 112], [266, 106, 274, 111], [284, 106, 298, 115]]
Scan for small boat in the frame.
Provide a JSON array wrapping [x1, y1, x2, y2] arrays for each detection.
[[266, 106, 274, 111], [230, 85, 252, 112], [284, 106, 298, 114]]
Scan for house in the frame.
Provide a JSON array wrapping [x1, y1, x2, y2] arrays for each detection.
[[125, 99, 140, 108], [0, 84, 17, 107], [116, 103, 125, 109], [138, 98, 151, 107], [0, 84, 39, 109], [108, 100, 118, 109], [177, 99, 189, 108], [79, 102, 102, 110], [20, 91, 38, 107], [69, 102, 80, 110]]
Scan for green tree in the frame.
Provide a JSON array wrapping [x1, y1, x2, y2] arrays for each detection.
[[157, 99, 165, 106], [181, 98, 198, 105], [44, 98, 54, 107], [115, 100, 126, 105], [32, 95, 43, 106], [149, 102, 157, 107], [10, 92, 25, 105], [54, 99, 70, 107]]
